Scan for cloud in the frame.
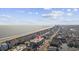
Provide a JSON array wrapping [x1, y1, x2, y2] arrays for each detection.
[[42, 11, 64, 17], [16, 10, 25, 13], [0, 14, 17, 24], [28, 12, 33, 14], [67, 9, 72, 12], [28, 11, 39, 15], [0, 15, 12, 21], [43, 8, 52, 10], [0, 15, 12, 18], [73, 8, 78, 11], [41, 11, 64, 19], [67, 13, 73, 16], [51, 11, 64, 16], [35, 12, 39, 15], [41, 13, 50, 17], [63, 19, 73, 22]]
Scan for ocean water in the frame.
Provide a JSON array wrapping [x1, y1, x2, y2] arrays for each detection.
[[0, 25, 50, 38]]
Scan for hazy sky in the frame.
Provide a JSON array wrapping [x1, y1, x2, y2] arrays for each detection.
[[0, 8, 79, 25]]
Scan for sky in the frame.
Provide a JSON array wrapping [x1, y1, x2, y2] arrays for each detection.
[[0, 8, 79, 25]]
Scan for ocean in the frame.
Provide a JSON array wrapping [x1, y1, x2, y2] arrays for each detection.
[[0, 25, 51, 38]]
